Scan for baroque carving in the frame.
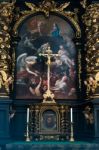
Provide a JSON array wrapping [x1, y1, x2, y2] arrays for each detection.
[[83, 106, 94, 124], [25, 0, 70, 17], [80, 0, 87, 9], [82, 3, 99, 99], [0, 2, 15, 96]]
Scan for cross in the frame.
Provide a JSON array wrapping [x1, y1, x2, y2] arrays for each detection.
[[39, 46, 59, 103]]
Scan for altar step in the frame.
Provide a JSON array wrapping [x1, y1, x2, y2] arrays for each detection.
[[5, 141, 99, 150]]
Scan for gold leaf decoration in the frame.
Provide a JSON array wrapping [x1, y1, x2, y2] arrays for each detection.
[[58, 2, 70, 12], [0, 2, 15, 96], [0, 71, 7, 82], [24, 0, 70, 17], [83, 3, 99, 99], [80, 0, 87, 9], [25, 2, 38, 11]]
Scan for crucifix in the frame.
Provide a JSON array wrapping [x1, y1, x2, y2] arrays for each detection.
[[39, 46, 59, 103]]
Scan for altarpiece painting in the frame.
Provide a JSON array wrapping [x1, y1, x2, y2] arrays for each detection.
[[15, 14, 79, 100]]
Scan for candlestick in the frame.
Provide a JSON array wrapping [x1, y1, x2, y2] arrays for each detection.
[[70, 122, 74, 142], [27, 108, 29, 123], [26, 123, 30, 142], [70, 108, 73, 122], [26, 108, 30, 142], [70, 107, 74, 142]]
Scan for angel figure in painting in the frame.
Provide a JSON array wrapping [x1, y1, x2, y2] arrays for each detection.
[[17, 53, 38, 76], [58, 45, 73, 68]]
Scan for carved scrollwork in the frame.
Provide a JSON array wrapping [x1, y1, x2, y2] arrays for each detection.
[[80, 0, 87, 9], [24, 0, 70, 17], [82, 3, 99, 99], [0, 2, 15, 97]]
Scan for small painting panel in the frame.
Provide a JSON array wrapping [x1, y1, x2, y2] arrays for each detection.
[[41, 110, 57, 131]]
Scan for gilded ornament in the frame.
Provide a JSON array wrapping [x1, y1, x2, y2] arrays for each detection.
[[80, 0, 87, 9], [83, 3, 99, 99], [3, 26, 8, 31], [0, 1, 15, 96], [1, 44, 5, 49], [0, 38, 3, 43], [95, 72, 99, 82], [25, 0, 70, 16], [1, 55, 6, 59], [83, 106, 94, 124], [5, 37, 9, 42]]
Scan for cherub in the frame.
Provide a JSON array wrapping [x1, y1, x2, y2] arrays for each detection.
[[0, 70, 12, 92]]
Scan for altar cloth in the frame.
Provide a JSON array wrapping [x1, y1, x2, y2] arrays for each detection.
[[5, 141, 99, 150]]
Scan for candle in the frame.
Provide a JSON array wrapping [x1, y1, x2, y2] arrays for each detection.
[[70, 108, 73, 122], [27, 108, 29, 123]]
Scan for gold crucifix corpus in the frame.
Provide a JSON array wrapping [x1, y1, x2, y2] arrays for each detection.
[[39, 46, 59, 103]]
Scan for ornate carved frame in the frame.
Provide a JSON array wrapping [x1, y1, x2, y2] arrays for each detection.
[[29, 103, 69, 140]]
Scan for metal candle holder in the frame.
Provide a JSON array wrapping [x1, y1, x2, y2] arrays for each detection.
[[26, 122, 30, 142], [70, 122, 74, 142]]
